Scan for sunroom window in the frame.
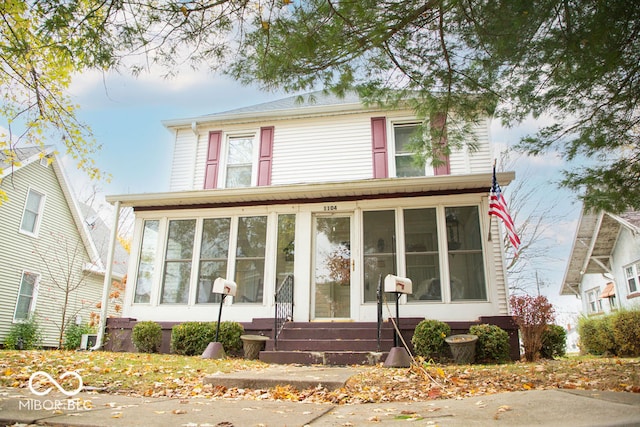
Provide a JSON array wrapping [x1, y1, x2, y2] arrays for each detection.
[[446, 206, 486, 300], [197, 218, 231, 304], [134, 220, 159, 303], [234, 216, 267, 303], [160, 219, 196, 304]]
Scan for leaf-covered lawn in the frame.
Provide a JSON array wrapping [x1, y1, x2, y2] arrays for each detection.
[[1, 351, 638, 404]]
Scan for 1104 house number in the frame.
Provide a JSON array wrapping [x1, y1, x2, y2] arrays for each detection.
[[323, 205, 338, 211]]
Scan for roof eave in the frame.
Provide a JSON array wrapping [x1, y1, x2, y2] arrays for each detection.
[[106, 172, 515, 209]]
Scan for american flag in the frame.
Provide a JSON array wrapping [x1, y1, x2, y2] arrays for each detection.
[[489, 166, 521, 252]]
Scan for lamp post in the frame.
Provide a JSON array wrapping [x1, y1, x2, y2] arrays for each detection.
[[202, 278, 237, 359], [383, 274, 413, 368]]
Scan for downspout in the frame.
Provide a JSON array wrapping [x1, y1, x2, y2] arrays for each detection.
[[91, 200, 121, 350]]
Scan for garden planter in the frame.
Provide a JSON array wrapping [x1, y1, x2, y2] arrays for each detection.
[[445, 334, 478, 364], [240, 335, 269, 359]]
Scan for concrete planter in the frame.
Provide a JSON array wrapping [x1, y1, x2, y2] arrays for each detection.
[[445, 334, 478, 364]]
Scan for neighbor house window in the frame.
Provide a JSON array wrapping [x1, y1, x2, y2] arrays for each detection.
[[160, 219, 196, 304], [197, 217, 231, 304], [363, 210, 396, 302], [405, 208, 441, 302], [446, 206, 486, 300], [134, 220, 159, 303], [14, 271, 39, 321], [624, 262, 639, 295], [20, 189, 45, 235], [225, 136, 255, 188], [587, 287, 603, 314], [393, 124, 423, 177], [234, 216, 267, 303]]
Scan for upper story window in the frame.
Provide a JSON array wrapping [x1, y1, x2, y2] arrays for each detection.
[[204, 128, 274, 190], [14, 271, 39, 322], [393, 124, 424, 177], [20, 188, 45, 236], [624, 262, 640, 295], [225, 135, 256, 188]]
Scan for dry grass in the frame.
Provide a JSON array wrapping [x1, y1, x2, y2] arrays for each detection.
[[1, 350, 638, 404]]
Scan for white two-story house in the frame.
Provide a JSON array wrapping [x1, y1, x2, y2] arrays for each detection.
[[105, 92, 518, 362]]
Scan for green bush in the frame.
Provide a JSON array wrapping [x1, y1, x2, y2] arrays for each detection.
[[63, 324, 96, 350], [3, 316, 42, 350], [578, 315, 617, 355], [612, 310, 640, 356], [171, 322, 244, 356], [540, 324, 567, 359], [132, 321, 163, 353], [411, 319, 450, 361], [469, 324, 510, 363]]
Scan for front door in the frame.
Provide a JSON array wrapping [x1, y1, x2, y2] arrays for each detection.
[[312, 215, 352, 319]]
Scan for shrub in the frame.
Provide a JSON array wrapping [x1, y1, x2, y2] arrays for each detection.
[[510, 294, 555, 361], [63, 324, 96, 350], [411, 319, 450, 361], [132, 321, 163, 353], [469, 324, 510, 363], [171, 322, 244, 356], [611, 310, 640, 356], [3, 316, 42, 350], [578, 315, 617, 355], [540, 324, 567, 359]]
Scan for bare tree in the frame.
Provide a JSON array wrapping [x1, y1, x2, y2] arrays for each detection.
[[497, 149, 575, 295], [33, 232, 102, 348]]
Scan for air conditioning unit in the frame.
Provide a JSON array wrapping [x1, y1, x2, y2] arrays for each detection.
[[80, 334, 98, 350]]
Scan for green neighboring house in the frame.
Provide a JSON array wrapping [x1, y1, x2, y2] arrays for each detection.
[[0, 146, 126, 348]]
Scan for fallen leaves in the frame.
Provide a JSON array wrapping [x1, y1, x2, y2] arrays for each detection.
[[0, 351, 638, 405]]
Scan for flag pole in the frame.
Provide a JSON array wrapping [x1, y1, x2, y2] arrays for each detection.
[[488, 159, 496, 242]]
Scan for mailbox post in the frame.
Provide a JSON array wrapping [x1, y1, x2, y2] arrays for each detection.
[[383, 274, 413, 368], [202, 278, 237, 359]]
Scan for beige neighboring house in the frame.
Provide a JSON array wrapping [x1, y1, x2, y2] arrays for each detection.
[[0, 146, 127, 348], [561, 208, 640, 316]]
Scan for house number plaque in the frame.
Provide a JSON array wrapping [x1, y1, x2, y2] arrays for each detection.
[[323, 205, 338, 211]]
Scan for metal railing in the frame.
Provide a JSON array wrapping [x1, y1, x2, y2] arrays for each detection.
[[274, 274, 294, 350]]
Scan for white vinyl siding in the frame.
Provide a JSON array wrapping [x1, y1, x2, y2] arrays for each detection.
[[271, 114, 373, 185], [0, 158, 117, 347], [170, 109, 493, 190], [170, 128, 199, 191]]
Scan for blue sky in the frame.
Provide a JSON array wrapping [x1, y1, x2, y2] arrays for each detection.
[[61, 68, 584, 320]]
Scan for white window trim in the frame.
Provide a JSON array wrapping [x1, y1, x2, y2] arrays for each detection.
[[19, 187, 46, 237], [13, 270, 40, 322], [219, 132, 259, 189], [586, 287, 603, 314], [387, 119, 434, 178], [624, 261, 640, 294]]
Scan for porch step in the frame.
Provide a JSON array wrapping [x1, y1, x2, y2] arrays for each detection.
[[259, 350, 388, 366], [267, 338, 394, 352]]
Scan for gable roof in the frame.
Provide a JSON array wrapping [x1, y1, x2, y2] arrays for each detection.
[[3, 145, 126, 279], [0, 145, 55, 178], [561, 208, 640, 296], [162, 91, 383, 129]]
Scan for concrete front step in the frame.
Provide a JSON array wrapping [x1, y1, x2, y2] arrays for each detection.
[[259, 350, 388, 366], [278, 327, 395, 340], [269, 338, 394, 352]]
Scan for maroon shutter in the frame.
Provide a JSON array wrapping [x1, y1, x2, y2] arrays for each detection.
[[204, 131, 222, 189], [257, 126, 274, 186], [371, 117, 388, 178], [432, 113, 450, 176]]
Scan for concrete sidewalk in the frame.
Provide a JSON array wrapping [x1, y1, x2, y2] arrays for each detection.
[[1, 365, 639, 426]]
